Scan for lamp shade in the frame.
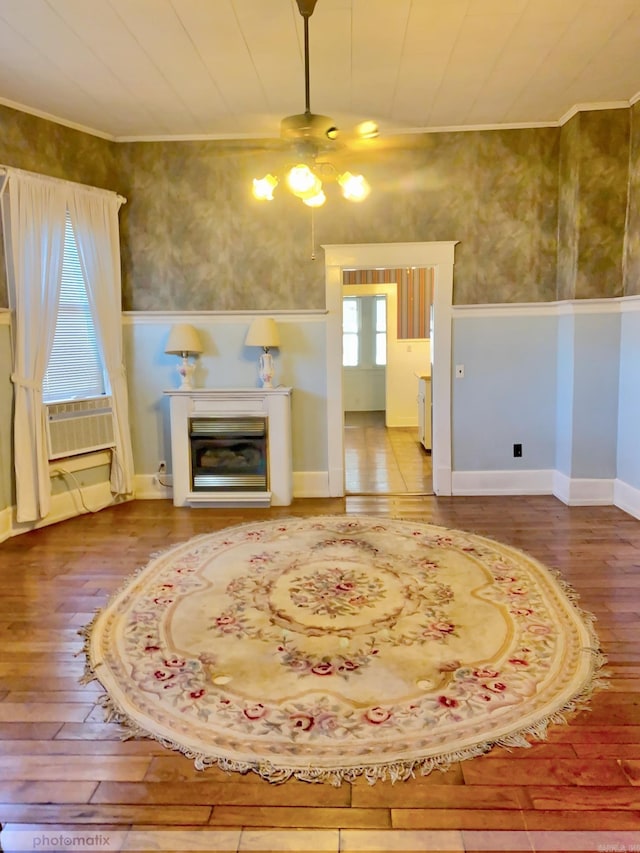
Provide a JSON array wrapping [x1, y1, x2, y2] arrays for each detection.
[[245, 317, 280, 349], [165, 324, 203, 355]]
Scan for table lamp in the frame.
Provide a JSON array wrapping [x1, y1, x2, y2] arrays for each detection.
[[245, 317, 280, 388], [165, 323, 203, 389]]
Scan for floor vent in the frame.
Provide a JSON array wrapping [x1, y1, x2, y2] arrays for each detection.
[[46, 397, 115, 460]]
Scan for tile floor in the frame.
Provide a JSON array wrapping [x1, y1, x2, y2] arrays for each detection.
[[344, 410, 433, 495]]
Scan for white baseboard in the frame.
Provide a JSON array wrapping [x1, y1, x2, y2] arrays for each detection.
[[614, 478, 640, 520], [452, 468, 622, 508], [553, 471, 615, 505], [10, 480, 122, 537], [5, 472, 638, 535], [0, 506, 12, 543], [134, 473, 173, 500], [293, 471, 330, 498], [451, 469, 554, 495], [135, 471, 331, 501]]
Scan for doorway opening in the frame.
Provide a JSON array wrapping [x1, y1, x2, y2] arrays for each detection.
[[323, 241, 457, 498], [341, 281, 432, 495]]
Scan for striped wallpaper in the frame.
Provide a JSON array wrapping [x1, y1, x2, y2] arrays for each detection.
[[342, 267, 434, 339]]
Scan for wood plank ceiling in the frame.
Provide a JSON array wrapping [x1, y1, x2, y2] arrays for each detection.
[[0, 0, 638, 141]]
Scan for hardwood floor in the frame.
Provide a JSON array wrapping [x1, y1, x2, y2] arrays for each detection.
[[344, 411, 433, 495], [0, 495, 639, 852]]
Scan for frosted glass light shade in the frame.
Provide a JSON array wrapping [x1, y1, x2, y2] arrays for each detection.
[[338, 172, 370, 202], [286, 164, 317, 196], [165, 324, 203, 356], [245, 317, 280, 350], [252, 174, 278, 201]]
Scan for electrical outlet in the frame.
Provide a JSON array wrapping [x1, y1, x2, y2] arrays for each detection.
[[153, 461, 167, 487], [513, 443, 522, 458]]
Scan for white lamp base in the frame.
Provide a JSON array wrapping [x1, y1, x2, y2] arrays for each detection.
[[177, 356, 196, 390], [258, 350, 275, 388]]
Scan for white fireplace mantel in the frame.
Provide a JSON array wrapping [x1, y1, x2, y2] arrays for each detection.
[[164, 387, 293, 507]]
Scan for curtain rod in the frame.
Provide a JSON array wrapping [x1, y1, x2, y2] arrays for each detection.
[[0, 164, 126, 205]]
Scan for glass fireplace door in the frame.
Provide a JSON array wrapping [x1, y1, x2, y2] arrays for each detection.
[[189, 417, 267, 492]]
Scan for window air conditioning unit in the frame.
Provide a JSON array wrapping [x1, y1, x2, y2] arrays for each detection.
[[45, 396, 115, 460]]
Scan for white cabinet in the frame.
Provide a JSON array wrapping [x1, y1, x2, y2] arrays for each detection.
[[417, 376, 432, 451]]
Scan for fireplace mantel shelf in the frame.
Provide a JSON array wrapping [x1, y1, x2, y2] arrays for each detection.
[[164, 387, 292, 397], [164, 387, 293, 508]]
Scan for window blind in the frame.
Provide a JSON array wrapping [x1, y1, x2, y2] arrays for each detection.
[[42, 211, 106, 403]]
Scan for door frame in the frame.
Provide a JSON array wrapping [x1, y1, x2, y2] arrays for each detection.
[[323, 241, 457, 496], [342, 283, 395, 420]]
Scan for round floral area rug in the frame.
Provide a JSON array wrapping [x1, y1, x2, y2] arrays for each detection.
[[83, 515, 606, 784]]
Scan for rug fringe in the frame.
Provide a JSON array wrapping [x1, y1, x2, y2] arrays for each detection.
[[77, 515, 610, 786], [79, 646, 608, 786]]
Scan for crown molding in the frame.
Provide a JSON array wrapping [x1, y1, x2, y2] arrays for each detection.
[[0, 98, 115, 142], [1, 96, 636, 144], [557, 100, 630, 126]]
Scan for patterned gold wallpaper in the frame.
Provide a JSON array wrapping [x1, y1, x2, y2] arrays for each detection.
[[117, 128, 560, 310], [558, 110, 630, 300], [0, 101, 638, 311], [557, 117, 581, 302], [0, 104, 119, 308], [624, 102, 640, 297]]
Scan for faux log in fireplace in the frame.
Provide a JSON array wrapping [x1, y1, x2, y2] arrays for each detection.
[[190, 417, 267, 492]]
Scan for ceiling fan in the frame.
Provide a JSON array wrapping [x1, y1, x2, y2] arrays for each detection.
[[280, 0, 379, 152], [251, 0, 377, 207]]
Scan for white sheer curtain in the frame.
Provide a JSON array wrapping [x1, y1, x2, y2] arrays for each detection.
[[67, 189, 134, 496], [1, 166, 132, 522], [2, 173, 67, 521]]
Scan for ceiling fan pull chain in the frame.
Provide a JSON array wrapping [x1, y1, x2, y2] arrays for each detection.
[[310, 207, 316, 260]]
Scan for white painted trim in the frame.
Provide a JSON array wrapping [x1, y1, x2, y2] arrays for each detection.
[[122, 310, 327, 325], [452, 469, 554, 495], [323, 241, 456, 498], [117, 103, 634, 142], [452, 468, 619, 507], [2, 95, 636, 145], [134, 473, 173, 500], [614, 479, 640, 520], [121, 294, 640, 327], [0, 506, 11, 543], [554, 300, 622, 316], [620, 295, 640, 313], [293, 471, 330, 498], [342, 283, 402, 426], [0, 97, 115, 141], [553, 471, 615, 506], [558, 101, 630, 126], [453, 302, 562, 318], [9, 481, 126, 537], [452, 296, 632, 319]]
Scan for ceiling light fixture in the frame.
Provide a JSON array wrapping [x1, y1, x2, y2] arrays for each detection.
[[251, 0, 373, 208]]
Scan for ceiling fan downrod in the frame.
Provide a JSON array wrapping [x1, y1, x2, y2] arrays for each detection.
[[296, 0, 319, 116]]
